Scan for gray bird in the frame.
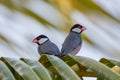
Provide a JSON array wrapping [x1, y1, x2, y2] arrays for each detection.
[[61, 24, 86, 56], [32, 35, 61, 56]]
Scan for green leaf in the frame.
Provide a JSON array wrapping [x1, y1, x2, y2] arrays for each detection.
[[109, 59, 120, 67], [1, 57, 23, 80], [21, 58, 53, 80], [39, 55, 52, 68], [4, 57, 41, 80], [0, 61, 15, 80], [69, 55, 120, 80], [61, 56, 77, 66], [99, 58, 115, 68], [46, 55, 81, 80]]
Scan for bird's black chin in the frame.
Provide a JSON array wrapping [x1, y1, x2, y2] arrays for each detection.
[[37, 43, 40, 45], [80, 31, 82, 34]]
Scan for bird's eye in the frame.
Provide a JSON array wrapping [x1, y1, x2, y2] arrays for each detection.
[[78, 26, 82, 28], [36, 37, 40, 40]]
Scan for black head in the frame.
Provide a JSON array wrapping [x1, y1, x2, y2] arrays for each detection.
[[32, 35, 49, 44], [36, 35, 48, 40], [70, 24, 86, 33]]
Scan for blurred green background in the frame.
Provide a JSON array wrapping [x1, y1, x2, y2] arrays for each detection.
[[0, 0, 120, 61]]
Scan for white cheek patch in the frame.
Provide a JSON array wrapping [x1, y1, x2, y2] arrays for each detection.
[[38, 38, 48, 44], [72, 28, 81, 33]]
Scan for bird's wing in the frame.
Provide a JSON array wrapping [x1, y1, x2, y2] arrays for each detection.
[[40, 41, 60, 56], [48, 42, 61, 56], [61, 34, 82, 55], [71, 45, 81, 55], [38, 46, 42, 55]]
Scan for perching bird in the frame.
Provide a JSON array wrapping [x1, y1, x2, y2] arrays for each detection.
[[32, 35, 61, 56], [61, 24, 86, 56]]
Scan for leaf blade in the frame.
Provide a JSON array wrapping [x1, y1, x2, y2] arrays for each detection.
[[0, 61, 16, 80], [69, 55, 120, 80], [21, 58, 53, 80], [4, 57, 41, 80], [47, 55, 81, 80]]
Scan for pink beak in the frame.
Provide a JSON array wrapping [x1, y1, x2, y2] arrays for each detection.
[[32, 38, 39, 43], [81, 26, 86, 31]]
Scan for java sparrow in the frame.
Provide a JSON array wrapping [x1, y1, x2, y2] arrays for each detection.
[[61, 24, 86, 56], [32, 35, 61, 56]]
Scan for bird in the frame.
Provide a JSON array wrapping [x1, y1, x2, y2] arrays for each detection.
[[32, 35, 61, 56], [61, 24, 86, 56]]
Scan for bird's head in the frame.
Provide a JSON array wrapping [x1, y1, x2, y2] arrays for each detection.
[[70, 24, 86, 33], [32, 35, 49, 45]]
